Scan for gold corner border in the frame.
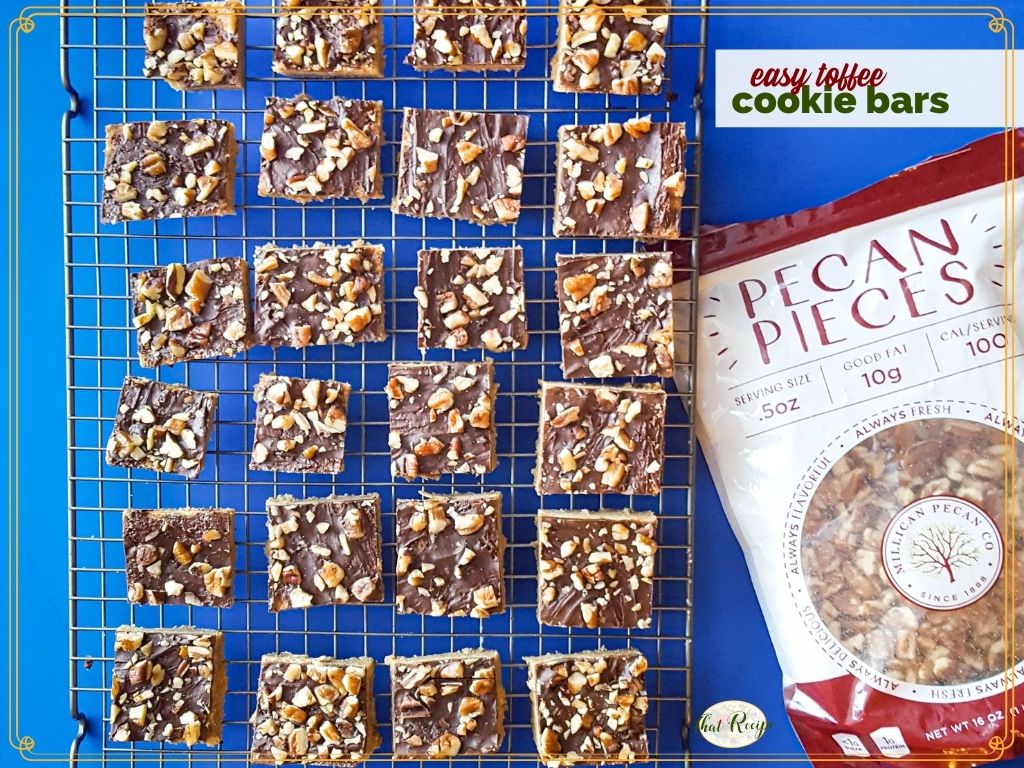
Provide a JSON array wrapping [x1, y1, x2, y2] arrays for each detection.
[[6, 2, 1018, 763], [9, 8, 34, 761]]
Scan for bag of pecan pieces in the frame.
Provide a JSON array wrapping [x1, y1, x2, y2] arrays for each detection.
[[682, 130, 1024, 766]]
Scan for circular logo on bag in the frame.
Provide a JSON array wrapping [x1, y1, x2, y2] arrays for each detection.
[[696, 700, 769, 748], [881, 495, 1003, 611]]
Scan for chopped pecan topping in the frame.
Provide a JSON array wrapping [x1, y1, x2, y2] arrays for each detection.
[[250, 653, 380, 763], [253, 241, 385, 349], [143, 1, 245, 90], [537, 510, 657, 629], [274, 0, 383, 77], [258, 95, 383, 203], [106, 376, 217, 479], [251, 374, 350, 474], [123, 507, 235, 607], [387, 361, 498, 479], [132, 257, 251, 367], [266, 494, 382, 611], [556, 252, 674, 378], [416, 247, 527, 352], [554, 120, 686, 239], [526, 650, 649, 765], [407, 0, 526, 72], [396, 492, 505, 619], [102, 119, 237, 223], [536, 381, 666, 495], [388, 650, 504, 756], [392, 108, 529, 225], [110, 627, 225, 746]]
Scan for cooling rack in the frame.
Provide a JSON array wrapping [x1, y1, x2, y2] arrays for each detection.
[[60, 0, 706, 763]]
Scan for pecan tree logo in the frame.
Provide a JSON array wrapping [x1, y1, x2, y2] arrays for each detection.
[[908, 524, 980, 584], [882, 495, 1002, 611]]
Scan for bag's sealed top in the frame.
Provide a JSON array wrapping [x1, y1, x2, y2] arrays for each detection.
[[685, 130, 1024, 766]]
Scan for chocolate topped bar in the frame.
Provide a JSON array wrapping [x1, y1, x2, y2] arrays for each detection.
[[555, 252, 674, 378], [388, 650, 505, 757], [106, 376, 218, 479], [102, 119, 237, 223], [554, 118, 685, 240], [253, 241, 385, 349], [143, 1, 245, 89], [110, 626, 226, 746], [266, 493, 383, 610], [551, 0, 668, 95], [386, 361, 497, 479], [526, 650, 649, 765], [250, 653, 380, 764], [123, 507, 235, 607], [258, 96, 383, 203], [392, 108, 528, 225], [274, 0, 384, 77], [251, 374, 350, 474], [396, 492, 505, 618], [407, 0, 526, 71], [537, 510, 657, 629], [535, 381, 665, 495], [415, 247, 527, 352], [132, 257, 251, 367]]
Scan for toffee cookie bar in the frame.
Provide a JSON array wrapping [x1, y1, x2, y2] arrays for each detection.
[[416, 247, 527, 352], [555, 252, 674, 378], [266, 493, 383, 610], [258, 96, 383, 203], [537, 510, 657, 629], [386, 360, 497, 479], [392, 107, 528, 225], [106, 376, 218, 479], [251, 374, 350, 474], [253, 241, 385, 348], [132, 257, 251, 367], [526, 650, 649, 765], [250, 653, 380, 764], [143, 0, 245, 90], [551, 0, 668, 95], [110, 626, 226, 746], [274, 0, 384, 77], [553, 118, 685, 239], [407, 0, 527, 71], [102, 119, 237, 223], [123, 507, 235, 607], [535, 381, 665, 496], [396, 492, 505, 618], [387, 649, 505, 757]]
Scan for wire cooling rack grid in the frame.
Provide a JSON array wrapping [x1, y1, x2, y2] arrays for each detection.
[[61, 1, 705, 763]]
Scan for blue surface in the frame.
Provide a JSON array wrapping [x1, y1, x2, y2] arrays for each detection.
[[1, 1, 1021, 767], [25, 1, 698, 765]]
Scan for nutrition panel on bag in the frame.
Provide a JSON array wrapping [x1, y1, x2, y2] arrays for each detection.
[[730, 303, 1015, 438]]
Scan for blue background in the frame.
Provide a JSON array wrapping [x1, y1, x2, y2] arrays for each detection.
[[0, 0, 1019, 766]]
